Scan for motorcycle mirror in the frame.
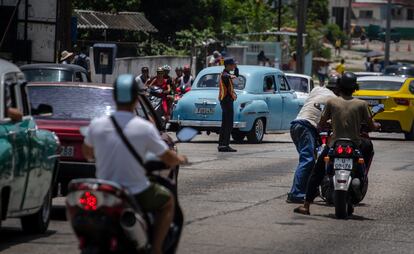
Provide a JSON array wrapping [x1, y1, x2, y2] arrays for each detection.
[[371, 104, 385, 114], [79, 126, 89, 137], [176, 127, 198, 142]]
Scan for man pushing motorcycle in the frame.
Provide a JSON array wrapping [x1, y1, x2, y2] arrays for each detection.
[[82, 74, 188, 254], [294, 72, 380, 215]]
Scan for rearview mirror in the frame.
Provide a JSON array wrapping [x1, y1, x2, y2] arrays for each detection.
[[371, 104, 385, 115], [176, 127, 198, 142]]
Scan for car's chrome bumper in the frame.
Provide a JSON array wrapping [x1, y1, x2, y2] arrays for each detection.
[[169, 120, 247, 128]]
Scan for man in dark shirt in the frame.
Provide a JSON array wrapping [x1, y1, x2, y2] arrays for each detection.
[[294, 72, 380, 215], [218, 57, 239, 152]]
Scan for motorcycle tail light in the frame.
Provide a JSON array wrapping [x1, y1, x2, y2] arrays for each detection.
[[79, 191, 98, 211], [335, 145, 344, 154], [345, 146, 353, 154]]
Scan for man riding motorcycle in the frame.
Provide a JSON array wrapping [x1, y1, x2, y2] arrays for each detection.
[[176, 65, 193, 97], [82, 74, 188, 254], [294, 72, 380, 215]]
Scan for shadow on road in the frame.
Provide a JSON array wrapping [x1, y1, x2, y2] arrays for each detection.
[[0, 228, 56, 252], [187, 140, 292, 145], [316, 213, 374, 221], [51, 205, 67, 221]]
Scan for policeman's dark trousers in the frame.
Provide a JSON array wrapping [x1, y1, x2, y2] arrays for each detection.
[[218, 99, 234, 147], [305, 138, 374, 203]]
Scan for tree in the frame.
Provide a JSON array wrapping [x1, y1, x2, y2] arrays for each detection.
[[72, 0, 140, 12]]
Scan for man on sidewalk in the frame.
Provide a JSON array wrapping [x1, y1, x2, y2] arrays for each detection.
[[286, 79, 337, 203]]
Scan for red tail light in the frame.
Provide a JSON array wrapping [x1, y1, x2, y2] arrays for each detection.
[[79, 191, 98, 211], [394, 98, 410, 106], [336, 145, 344, 154], [345, 146, 353, 154]]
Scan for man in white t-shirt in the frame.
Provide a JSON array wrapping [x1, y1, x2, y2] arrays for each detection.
[[83, 74, 187, 254], [286, 79, 337, 203]]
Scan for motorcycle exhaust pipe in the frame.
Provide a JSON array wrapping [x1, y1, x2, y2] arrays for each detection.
[[119, 209, 149, 250]]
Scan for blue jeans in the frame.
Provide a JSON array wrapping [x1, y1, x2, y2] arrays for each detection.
[[289, 120, 317, 199]]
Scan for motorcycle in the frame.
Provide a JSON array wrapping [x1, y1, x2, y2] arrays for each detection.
[[66, 128, 198, 254], [147, 86, 166, 121], [315, 103, 384, 219]]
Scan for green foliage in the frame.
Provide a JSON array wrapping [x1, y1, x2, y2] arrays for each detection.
[[324, 23, 348, 44]]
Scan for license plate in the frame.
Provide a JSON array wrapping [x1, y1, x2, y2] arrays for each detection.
[[61, 146, 75, 157], [365, 99, 379, 106], [195, 108, 215, 114], [334, 158, 353, 170]]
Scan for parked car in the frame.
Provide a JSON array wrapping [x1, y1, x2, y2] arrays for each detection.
[[354, 76, 414, 140], [25, 82, 177, 195], [20, 64, 90, 83], [170, 66, 303, 143], [0, 59, 60, 233], [285, 73, 313, 99], [383, 65, 414, 78], [366, 24, 401, 43]]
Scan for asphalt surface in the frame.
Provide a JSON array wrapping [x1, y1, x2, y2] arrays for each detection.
[[1, 132, 413, 254]]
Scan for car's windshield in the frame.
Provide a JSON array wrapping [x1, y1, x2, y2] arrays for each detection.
[[383, 66, 414, 76], [27, 86, 116, 120], [358, 80, 404, 91], [196, 73, 246, 90], [286, 76, 308, 93], [23, 69, 73, 82]]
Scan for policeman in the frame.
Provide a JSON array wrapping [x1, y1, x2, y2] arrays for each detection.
[[218, 57, 239, 152]]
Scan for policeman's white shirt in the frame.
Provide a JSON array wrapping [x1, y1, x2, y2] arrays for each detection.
[[295, 86, 336, 128], [84, 111, 168, 195]]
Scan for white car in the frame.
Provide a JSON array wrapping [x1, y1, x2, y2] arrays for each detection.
[[285, 73, 314, 99]]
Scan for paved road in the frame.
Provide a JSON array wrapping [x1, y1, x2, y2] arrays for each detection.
[[1, 133, 413, 254]]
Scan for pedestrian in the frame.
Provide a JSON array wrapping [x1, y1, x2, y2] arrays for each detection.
[[364, 57, 372, 72], [208, 51, 222, 67], [60, 50, 74, 64], [257, 51, 266, 66], [335, 39, 342, 56], [73, 47, 90, 72], [135, 66, 150, 90], [317, 62, 329, 86], [289, 53, 297, 72], [286, 77, 337, 203], [218, 57, 239, 152], [335, 59, 345, 75]]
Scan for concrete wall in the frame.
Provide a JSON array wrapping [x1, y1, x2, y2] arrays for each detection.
[[91, 55, 194, 83]]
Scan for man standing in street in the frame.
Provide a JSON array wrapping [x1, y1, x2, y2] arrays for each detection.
[[286, 79, 337, 203], [218, 57, 238, 152]]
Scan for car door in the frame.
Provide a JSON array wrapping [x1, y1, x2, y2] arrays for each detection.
[[1, 76, 30, 213], [262, 74, 282, 131], [277, 74, 299, 130]]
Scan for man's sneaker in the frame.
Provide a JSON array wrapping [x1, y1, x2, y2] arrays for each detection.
[[218, 146, 237, 152], [286, 193, 305, 204]]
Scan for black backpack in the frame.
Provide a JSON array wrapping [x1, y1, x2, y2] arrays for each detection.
[[74, 53, 88, 70]]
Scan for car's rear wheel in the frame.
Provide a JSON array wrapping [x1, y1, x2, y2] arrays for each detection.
[[232, 131, 246, 143], [21, 189, 51, 234], [247, 118, 265, 144], [404, 123, 414, 141]]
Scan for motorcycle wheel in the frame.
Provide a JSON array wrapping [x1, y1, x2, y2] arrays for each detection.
[[320, 176, 334, 205], [334, 190, 349, 219]]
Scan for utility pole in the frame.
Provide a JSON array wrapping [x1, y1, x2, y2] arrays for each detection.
[[296, 0, 308, 74], [384, 0, 392, 67], [347, 0, 352, 50]]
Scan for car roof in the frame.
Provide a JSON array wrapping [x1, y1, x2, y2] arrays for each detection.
[[26, 82, 112, 88], [357, 76, 407, 82], [20, 63, 87, 72], [285, 73, 311, 79], [200, 65, 284, 76], [0, 58, 22, 74]]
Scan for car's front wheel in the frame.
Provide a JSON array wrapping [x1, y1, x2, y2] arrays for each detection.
[[247, 118, 265, 144], [404, 122, 414, 141], [21, 189, 52, 234]]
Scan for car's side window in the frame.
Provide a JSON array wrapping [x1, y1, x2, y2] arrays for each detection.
[[278, 75, 290, 91], [263, 75, 275, 93]]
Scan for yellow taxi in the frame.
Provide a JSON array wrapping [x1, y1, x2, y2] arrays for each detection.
[[354, 76, 414, 140]]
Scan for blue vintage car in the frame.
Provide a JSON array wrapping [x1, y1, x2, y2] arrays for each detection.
[[170, 65, 304, 143]]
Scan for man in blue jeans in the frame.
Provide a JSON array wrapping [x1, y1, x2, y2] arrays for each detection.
[[286, 80, 337, 203]]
